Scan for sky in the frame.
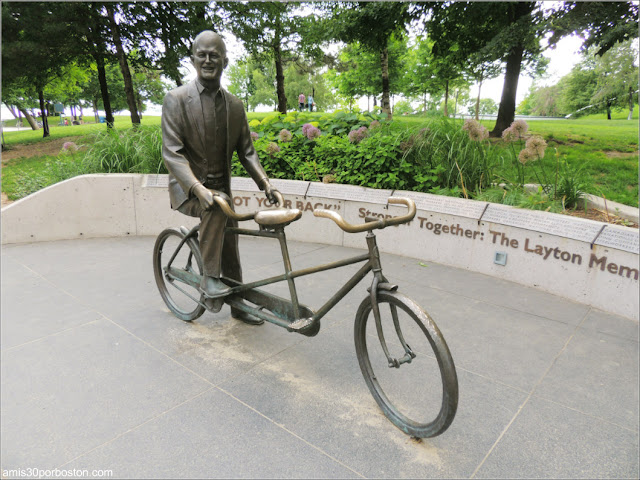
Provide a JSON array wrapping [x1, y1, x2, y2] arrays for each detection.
[[1, 31, 586, 121]]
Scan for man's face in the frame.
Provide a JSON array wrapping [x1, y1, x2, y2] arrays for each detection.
[[191, 34, 228, 85]]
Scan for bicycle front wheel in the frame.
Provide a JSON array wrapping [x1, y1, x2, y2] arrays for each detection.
[[153, 228, 206, 322], [354, 290, 458, 438]]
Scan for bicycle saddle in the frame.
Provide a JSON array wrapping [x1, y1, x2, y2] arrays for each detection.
[[254, 208, 302, 226]]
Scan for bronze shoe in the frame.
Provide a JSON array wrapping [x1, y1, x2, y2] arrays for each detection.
[[199, 276, 231, 298], [231, 308, 264, 325]]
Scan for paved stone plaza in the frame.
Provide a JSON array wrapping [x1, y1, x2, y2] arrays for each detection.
[[1, 235, 638, 478]]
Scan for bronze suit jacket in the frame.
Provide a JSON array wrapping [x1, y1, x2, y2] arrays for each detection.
[[161, 80, 268, 209]]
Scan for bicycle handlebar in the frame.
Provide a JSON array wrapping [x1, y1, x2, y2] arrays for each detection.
[[212, 190, 285, 222], [313, 197, 416, 233]]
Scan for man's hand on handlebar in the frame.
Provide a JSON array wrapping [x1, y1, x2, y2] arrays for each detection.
[[193, 183, 215, 210], [263, 181, 282, 206], [193, 184, 232, 211]]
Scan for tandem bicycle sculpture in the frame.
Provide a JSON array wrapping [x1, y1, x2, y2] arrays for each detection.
[[153, 193, 458, 438]]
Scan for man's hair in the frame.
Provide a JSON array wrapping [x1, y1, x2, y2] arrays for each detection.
[[191, 30, 227, 56]]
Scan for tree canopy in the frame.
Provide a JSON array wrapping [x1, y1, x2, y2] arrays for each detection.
[[2, 1, 637, 131]]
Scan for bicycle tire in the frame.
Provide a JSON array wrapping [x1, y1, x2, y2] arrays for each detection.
[[354, 290, 458, 437], [153, 228, 206, 322]]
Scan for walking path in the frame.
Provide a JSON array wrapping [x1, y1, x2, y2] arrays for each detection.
[[1, 236, 638, 479]]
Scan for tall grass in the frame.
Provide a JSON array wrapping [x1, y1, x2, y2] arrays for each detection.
[[83, 126, 165, 174], [410, 118, 499, 196]]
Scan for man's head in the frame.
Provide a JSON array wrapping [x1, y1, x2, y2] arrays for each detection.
[[191, 31, 228, 88]]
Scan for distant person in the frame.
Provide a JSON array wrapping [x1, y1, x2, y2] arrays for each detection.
[[307, 94, 314, 112], [298, 92, 305, 112]]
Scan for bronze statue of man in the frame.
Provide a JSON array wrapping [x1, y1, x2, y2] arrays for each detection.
[[162, 30, 279, 325]]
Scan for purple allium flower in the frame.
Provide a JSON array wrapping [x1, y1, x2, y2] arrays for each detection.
[[278, 129, 292, 142], [510, 119, 529, 136], [525, 135, 547, 158], [469, 125, 489, 142], [302, 123, 313, 136], [369, 120, 381, 129], [462, 119, 479, 132], [518, 148, 536, 165], [250, 131, 259, 142], [464, 119, 488, 141], [265, 142, 280, 155], [502, 127, 517, 142], [303, 123, 321, 140], [348, 126, 368, 144], [61, 141, 78, 152]]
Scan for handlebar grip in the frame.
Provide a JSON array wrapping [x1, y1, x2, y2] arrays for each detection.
[[212, 194, 255, 221], [312, 209, 373, 233], [314, 197, 416, 233]]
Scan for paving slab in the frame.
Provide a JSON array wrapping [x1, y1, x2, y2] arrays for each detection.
[[473, 395, 639, 479], [1, 236, 638, 479]]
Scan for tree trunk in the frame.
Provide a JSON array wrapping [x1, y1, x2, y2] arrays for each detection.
[[38, 90, 50, 137], [380, 44, 392, 120], [107, 5, 141, 126], [94, 53, 115, 127], [490, 43, 524, 137], [454, 90, 459, 117], [444, 80, 449, 117], [606, 100, 612, 120], [9, 102, 39, 130], [274, 42, 287, 114], [628, 86, 634, 120], [475, 82, 482, 120], [93, 99, 100, 123], [136, 92, 143, 120], [489, 2, 532, 137], [5, 104, 18, 119]]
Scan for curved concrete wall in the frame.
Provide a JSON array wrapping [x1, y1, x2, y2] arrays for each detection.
[[2, 174, 638, 320]]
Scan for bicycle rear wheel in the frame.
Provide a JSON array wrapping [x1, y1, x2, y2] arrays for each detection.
[[354, 290, 458, 438], [153, 228, 206, 322]]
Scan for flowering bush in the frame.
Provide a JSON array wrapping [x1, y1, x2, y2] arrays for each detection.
[[250, 131, 259, 142]]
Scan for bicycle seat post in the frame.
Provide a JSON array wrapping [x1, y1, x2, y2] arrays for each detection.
[[275, 226, 301, 320]]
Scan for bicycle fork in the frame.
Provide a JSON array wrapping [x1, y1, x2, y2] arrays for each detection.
[[366, 231, 416, 369]]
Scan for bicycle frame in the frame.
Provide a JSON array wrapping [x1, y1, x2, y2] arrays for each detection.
[[168, 222, 391, 334]]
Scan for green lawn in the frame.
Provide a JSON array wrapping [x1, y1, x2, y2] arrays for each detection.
[[482, 117, 638, 207], [1, 115, 160, 146], [2, 111, 638, 207]]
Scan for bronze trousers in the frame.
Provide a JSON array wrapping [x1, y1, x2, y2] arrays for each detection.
[[177, 188, 242, 282]]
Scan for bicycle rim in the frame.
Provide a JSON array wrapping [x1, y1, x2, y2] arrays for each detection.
[[153, 228, 206, 322], [354, 290, 458, 437]]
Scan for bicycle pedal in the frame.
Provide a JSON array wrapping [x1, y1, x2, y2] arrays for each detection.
[[288, 317, 314, 331], [203, 297, 224, 313]]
